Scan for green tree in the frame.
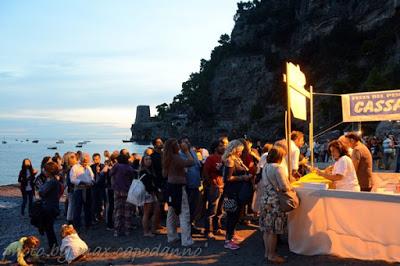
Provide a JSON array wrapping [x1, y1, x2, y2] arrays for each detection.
[[218, 34, 230, 45], [156, 103, 168, 119]]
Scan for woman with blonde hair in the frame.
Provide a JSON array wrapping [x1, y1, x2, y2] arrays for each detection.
[[163, 138, 195, 247], [222, 140, 252, 250]]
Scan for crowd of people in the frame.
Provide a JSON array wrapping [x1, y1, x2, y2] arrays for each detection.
[[5, 131, 399, 264]]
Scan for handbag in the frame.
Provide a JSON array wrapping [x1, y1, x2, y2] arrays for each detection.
[[223, 197, 238, 213], [127, 174, 146, 206], [265, 165, 299, 212], [277, 189, 299, 212]]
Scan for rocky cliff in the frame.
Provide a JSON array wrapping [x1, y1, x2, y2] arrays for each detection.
[[139, 0, 400, 145]]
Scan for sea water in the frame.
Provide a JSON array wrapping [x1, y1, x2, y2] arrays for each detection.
[[0, 138, 150, 185]]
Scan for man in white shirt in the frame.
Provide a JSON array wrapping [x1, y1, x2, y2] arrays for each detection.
[[290, 131, 306, 179], [70, 153, 94, 230]]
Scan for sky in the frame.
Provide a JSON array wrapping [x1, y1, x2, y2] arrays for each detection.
[[0, 0, 238, 138]]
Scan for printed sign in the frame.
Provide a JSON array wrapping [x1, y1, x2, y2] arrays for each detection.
[[341, 90, 400, 122]]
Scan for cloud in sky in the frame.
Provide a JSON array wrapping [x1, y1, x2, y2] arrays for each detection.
[[0, 0, 238, 136]]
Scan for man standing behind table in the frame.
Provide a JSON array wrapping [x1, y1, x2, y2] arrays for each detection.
[[345, 132, 373, 192], [179, 136, 203, 234], [290, 131, 307, 179], [338, 135, 353, 156]]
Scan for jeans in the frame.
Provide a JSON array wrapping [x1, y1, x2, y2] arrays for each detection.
[[204, 186, 223, 233], [186, 187, 201, 224], [66, 192, 74, 222], [92, 185, 106, 221], [106, 188, 114, 228], [73, 189, 92, 230], [167, 187, 193, 246], [42, 208, 58, 249], [21, 190, 34, 215]]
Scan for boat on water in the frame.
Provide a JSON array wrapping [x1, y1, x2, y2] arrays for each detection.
[[47, 146, 57, 150], [2, 141, 6, 144], [32, 140, 39, 143], [122, 139, 133, 143], [56, 140, 64, 144], [75, 144, 83, 148]]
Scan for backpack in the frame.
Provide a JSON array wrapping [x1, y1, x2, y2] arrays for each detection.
[[126, 174, 146, 206]]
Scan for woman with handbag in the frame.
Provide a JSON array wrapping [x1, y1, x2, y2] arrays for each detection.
[[260, 146, 294, 264], [222, 140, 252, 250], [138, 155, 160, 237]]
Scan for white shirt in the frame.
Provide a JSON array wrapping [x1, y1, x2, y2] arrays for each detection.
[[69, 164, 94, 185], [60, 233, 88, 263], [258, 152, 268, 169], [290, 140, 300, 171], [332, 155, 360, 191]]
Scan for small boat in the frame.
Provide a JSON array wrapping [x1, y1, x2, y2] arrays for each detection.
[[122, 139, 133, 143], [32, 140, 39, 143], [1, 141, 6, 144], [56, 140, 64, 144], [26, 139, 29, 142], [47, 146, 57, 150], [75, 144, 83, 148]]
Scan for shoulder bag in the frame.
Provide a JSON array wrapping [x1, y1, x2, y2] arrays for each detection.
[[266, 165, 299, 212]]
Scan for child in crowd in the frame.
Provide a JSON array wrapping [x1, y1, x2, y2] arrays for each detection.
[[1, 236, 40, 266], [60, 224, 88, 264]]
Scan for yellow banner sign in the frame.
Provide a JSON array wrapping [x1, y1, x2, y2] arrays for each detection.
[[341, 90, 400, 122]]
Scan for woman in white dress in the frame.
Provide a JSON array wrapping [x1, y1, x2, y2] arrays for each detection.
[[317, 140, 360, 192]]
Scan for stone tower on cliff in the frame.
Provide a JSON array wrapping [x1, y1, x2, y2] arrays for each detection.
[[130, 105, 159, 141], [135, 105, 151, 123]]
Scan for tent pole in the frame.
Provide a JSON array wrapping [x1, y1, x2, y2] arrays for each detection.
[[310, 85, 314, 168], [286, 63, 292, 179]]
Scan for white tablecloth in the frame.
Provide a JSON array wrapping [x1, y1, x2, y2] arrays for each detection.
[[288, 188, 400, 262]]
